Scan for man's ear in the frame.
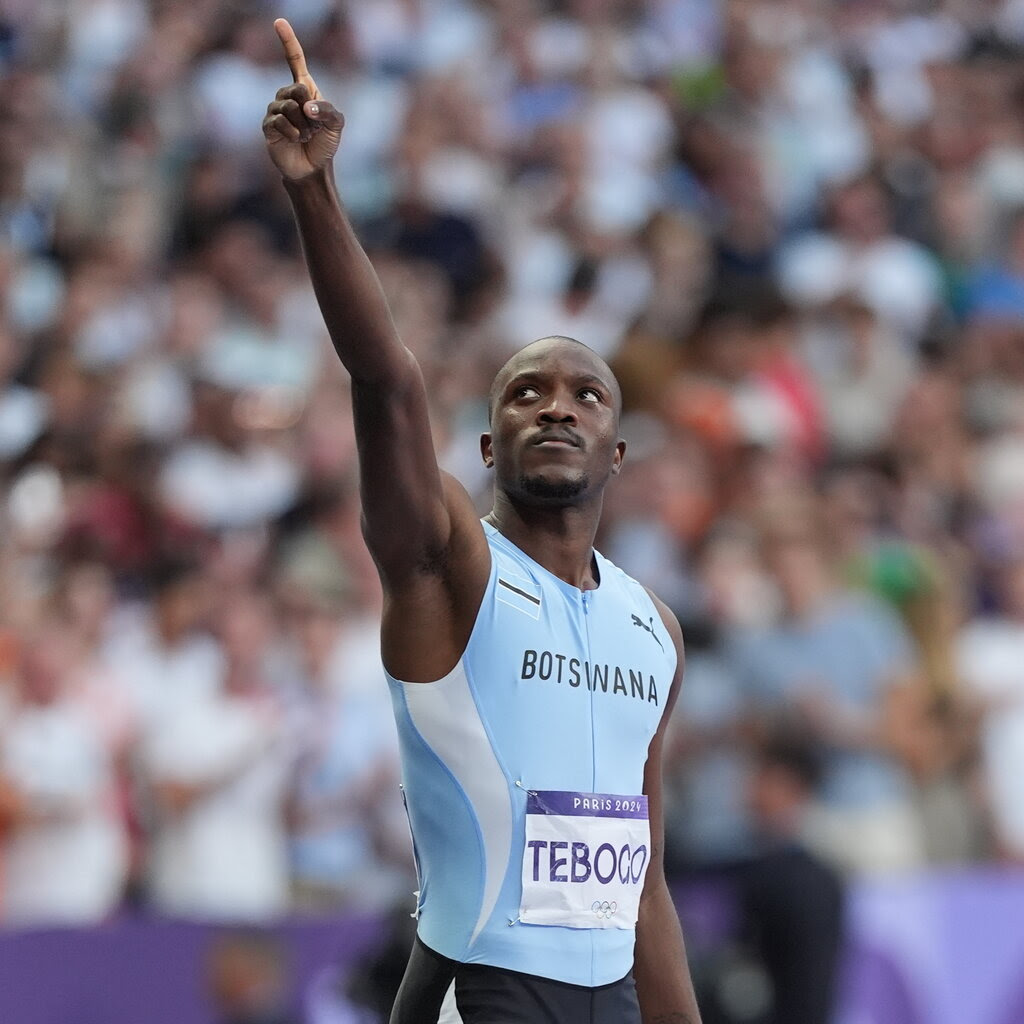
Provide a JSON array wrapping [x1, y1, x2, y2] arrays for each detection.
[[481, 433, 494, 468], [610, 439, 626, 476]]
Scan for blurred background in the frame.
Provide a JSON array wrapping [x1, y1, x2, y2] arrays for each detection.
[[2, 0, 1024, 1021]]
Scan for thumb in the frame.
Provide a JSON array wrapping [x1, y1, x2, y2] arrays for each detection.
[[304, 100, 344, 131]]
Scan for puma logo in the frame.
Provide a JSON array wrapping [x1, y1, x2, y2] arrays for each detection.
[[631, 614, 664, 651]]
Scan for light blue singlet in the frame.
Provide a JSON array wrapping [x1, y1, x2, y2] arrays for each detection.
[[387, 522, 676, 987]]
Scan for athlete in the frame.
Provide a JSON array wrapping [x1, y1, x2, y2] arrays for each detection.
[[263, 19, 702, 1024]]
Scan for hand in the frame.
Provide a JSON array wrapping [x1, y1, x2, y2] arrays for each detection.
[[262, 18, 344, 181]]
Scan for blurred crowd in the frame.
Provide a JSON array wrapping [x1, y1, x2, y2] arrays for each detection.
[[1, 0, 1024, 937]]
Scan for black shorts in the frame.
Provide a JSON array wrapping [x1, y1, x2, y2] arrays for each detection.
[[389, 936, 641, 1024]]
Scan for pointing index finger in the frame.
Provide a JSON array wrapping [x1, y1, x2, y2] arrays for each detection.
[[274, 18, 320, 97]]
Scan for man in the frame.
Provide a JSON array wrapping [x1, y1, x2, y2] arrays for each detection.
[[957, 556, 1024, 861], [731, 507, 927, 876], [262, 19, 701, 1024], [742, 731, 844, 1024]]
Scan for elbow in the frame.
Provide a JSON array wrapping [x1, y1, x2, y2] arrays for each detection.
[[347, 344, 421, 391]]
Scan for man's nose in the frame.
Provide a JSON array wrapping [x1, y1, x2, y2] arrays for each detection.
[[538, 392, 577, 422]]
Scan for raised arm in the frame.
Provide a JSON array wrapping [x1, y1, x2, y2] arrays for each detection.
[[634, 592, 703, 1024], [263, 21, 488, 679]]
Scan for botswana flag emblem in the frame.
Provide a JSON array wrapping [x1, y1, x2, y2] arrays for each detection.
[[497, 574, 543, 619]]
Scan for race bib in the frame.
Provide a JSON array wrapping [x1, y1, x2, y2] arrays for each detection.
[[519, 790, 650, 930]]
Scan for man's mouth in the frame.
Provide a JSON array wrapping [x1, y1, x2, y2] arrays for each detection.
[[533, 432, 581, 448]]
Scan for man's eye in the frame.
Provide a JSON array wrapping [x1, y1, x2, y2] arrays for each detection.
[[579, 388, 601, 403], [516, 385, 540, 399]]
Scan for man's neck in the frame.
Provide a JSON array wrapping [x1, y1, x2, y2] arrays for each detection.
[[485, 494, 603, 591]]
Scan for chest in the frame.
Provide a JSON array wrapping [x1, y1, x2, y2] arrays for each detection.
[[467, 566, 670, 791], [4, 708, 109, 796]]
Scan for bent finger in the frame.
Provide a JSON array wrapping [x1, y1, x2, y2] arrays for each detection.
[[275, 83, 309, 104], [263, 112, 301, 142], [275, 97, 308, 132]]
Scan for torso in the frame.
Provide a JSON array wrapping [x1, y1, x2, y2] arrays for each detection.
[[386, 522, 675, 987]]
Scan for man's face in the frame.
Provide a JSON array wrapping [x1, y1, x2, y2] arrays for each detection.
[[481, 339, 625, 507]]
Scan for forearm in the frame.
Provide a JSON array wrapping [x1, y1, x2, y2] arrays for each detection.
[[634, 878, 702, 1024], [284, 168, 409, 384]]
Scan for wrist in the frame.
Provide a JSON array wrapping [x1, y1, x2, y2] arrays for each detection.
[[282, 165, 337, 200]]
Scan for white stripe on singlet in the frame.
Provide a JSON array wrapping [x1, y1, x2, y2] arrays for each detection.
[[437, 980, 465, 1024], [401, 659, 513, 945]]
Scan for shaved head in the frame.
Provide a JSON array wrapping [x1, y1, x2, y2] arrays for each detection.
[[488, 336, 622, 424], [482, 334, 627, 510]]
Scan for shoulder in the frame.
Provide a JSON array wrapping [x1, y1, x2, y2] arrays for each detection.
[[595, 552, 683, 658], [643, 586, 686, 729], [595, 550, 672, 616], [644, 586, 684, 667]]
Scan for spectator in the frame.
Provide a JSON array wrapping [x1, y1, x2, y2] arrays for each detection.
[[801, 296, 914, 459], [206, 930, 299, 1024], [730, 502, 929, 875], [957, 557, 1024, 860], [157, 376, 302, 534], [778, 172, 944, 344], [661, 524, 776, 871], [104, 557, 222, 729], [279, 582, 411, 914], [739, 730, 844, 1024], [137, 588, 293, 921], [0, 615, 130, 925]]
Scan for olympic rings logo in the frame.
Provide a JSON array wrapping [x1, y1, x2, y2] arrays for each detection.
[[591, 900, 618, 919]]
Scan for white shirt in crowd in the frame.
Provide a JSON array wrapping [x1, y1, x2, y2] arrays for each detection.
[[1, 694, 129, 925], [102, 609, 223, 728], [139, 687, 293, 922], [957, 616, 1024, 857]]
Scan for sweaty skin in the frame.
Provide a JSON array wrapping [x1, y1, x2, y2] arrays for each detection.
[[263, 20, 702, 1024]]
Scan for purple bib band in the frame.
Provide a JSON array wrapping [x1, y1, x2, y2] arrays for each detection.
[[526, 790, 648, 820]]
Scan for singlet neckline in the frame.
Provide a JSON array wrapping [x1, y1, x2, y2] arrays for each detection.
[[482, 520, 602, 598]]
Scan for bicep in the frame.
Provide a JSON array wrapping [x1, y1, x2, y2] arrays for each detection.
[[351, 352, 476, 582]]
